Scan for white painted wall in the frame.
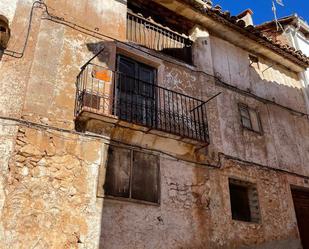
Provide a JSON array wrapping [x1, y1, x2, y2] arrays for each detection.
[[0, 0, 18, 23], [284, 24, 309, 114]]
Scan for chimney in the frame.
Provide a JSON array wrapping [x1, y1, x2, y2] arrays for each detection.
[[237, 9, 254, 26]]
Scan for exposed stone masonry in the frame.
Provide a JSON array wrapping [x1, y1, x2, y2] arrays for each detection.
[[1, 127, 104, 249]]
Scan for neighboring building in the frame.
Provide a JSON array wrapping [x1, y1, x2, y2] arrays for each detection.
[[0, 1, 309, 249], [258, 14, 309, 113]]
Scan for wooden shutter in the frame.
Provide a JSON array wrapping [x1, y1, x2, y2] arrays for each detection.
[[131, 151, 159, 203], [292, 189, 309, 249], [104, 146, 131, 198]]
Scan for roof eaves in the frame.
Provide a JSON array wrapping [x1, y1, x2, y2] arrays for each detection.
[[181, 0, 309, 68]]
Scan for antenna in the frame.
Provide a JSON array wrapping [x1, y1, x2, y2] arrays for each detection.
[[272, 0, 285, 32]]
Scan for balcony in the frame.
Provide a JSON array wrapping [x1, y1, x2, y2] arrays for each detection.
[[127, 12, 193, 64], [75, 63, 209, 144]]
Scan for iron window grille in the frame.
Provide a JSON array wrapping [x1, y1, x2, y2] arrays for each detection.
[[229, 178, 261, 223]]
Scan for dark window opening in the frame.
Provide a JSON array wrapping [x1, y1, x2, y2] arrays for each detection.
[[0, 26, 6, 32], [229, 179, 260, 223], [116, 55, 156, 126], [104, 145, 160, 204], [238, 104, 262, 134]]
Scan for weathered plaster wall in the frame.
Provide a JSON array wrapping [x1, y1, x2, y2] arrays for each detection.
[[0, 126, 106, 249], [216, 88, 309, 175], [45, 0, 127, 41], [160, 60, 309, 176], [210, 35, 306, 113], [99, 153, 306, 249], [0, 1, 123, 248], [0, 0, 18, 23], [100, 158, 212, 249], [0, 0, 45, 243], [0, 0, 309, 248], [208, 158, 305, 249]]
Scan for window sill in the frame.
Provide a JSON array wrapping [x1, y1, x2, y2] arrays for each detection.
[[242, 126, 263, 136], [231, 218, 261, 225], [100, 195, 161, 207]]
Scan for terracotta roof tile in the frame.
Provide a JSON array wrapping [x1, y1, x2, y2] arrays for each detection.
[[182, 0, 309, 67]]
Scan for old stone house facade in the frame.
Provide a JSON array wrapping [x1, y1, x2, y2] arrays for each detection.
[[0, 0, 309, 249]]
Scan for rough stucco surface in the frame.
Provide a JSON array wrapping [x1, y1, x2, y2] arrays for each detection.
[[1, 127, 105, 249], [0, 0, 309, 248], [99, 156, 306, 249]]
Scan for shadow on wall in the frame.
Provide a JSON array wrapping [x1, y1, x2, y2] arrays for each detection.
[[80, 40, 308, 249], [86, 41, 112, 67]]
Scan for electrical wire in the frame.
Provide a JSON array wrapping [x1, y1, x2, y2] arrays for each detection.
[[2, 1, 309, 119], [3, 1, 44, 58], [0, 115, 219, 168], [42, 10, 309, 118], [1, 1, 309, 179], [2, 115, 309, 181]]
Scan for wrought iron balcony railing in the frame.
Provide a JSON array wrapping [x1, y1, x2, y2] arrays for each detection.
[[127, 12, 193, 64], [75, 63, 209, 143]]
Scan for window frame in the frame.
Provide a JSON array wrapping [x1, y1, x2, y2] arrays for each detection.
[[228, 178, 261, 224], [115, 54, 158, 127], [238, 103, 263, 135], [99, 144, 161, 206]]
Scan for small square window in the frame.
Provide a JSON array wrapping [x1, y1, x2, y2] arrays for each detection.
[[99, 145, 160, 204], [229, 179, 260, 223], [238, 104, 262, 133]]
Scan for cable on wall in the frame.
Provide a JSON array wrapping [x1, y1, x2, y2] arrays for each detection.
[[2, 114, 309, 181], [2, 1, 309, 119], [1, 1, 309, 181]]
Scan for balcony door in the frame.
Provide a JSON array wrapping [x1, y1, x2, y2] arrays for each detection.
[[116, 55, 156, 127]]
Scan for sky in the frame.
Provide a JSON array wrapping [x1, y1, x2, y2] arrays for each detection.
[[212, 0, 309, 25]]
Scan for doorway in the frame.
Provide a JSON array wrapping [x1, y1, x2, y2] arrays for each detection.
[[291, 188, 309, 249]]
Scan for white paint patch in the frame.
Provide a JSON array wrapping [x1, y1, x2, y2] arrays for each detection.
[[0, 0, 18, 23], [164, 68, 196, 94]]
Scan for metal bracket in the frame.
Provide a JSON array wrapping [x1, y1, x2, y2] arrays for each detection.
[[190, 92, 222, 113], [80, 46, 105, 70]]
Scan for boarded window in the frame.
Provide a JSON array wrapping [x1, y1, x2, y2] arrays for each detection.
[[104, 146, 131, 198], [229, 179, 260, 223], [132, 151, 159, 203], [103, 145, 160, 204], [238, 104, 262, 133]]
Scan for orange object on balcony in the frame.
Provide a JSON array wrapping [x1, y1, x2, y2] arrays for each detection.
[[93, 69, 112, 82]]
